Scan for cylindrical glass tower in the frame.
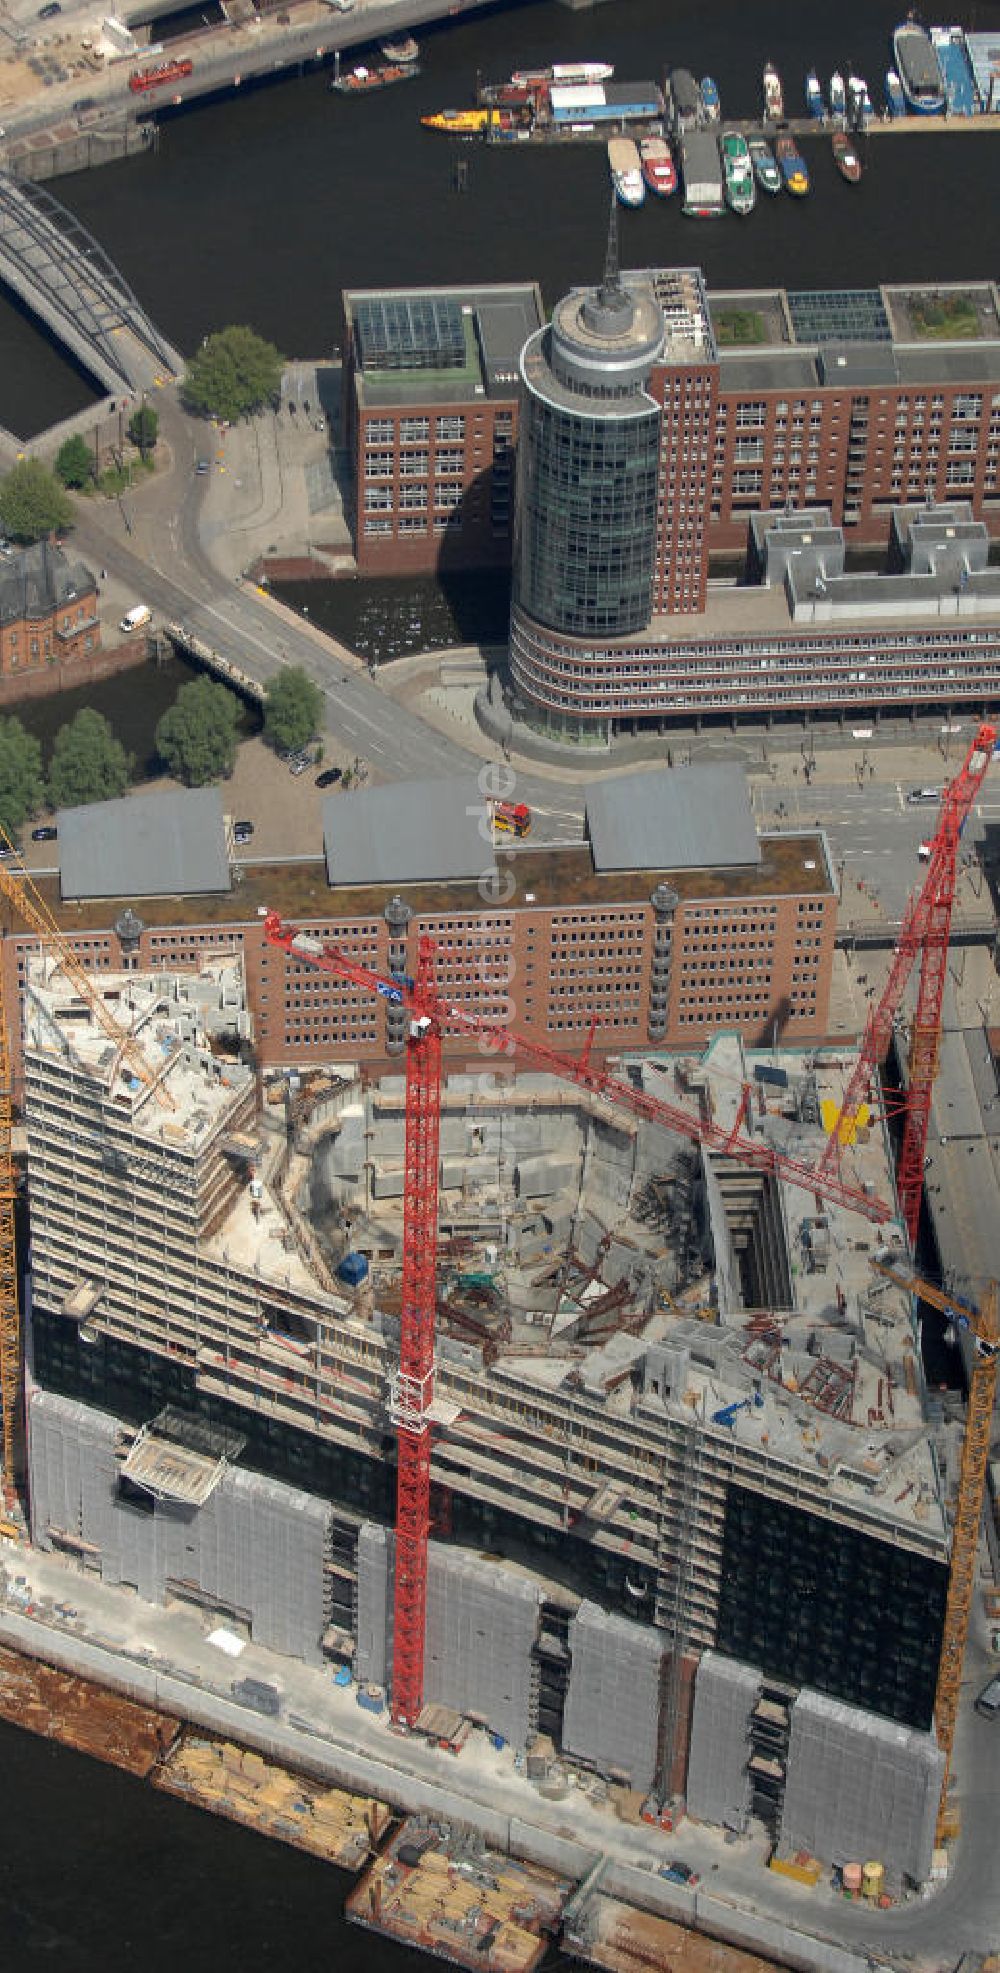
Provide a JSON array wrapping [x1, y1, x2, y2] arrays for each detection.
[[512, 272, 664, 641]]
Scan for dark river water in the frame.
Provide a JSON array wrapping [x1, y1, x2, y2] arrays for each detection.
[[0, 0, 991, 1958], [7, 0, 1000, 436]]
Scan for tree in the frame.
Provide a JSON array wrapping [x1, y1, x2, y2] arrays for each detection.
[[128, 405, 158, 456], [181, 326, 284, 424], [0, 459, 73, 543], [0, 716, 44, 841], [55, 434, 95, 491], [264, 667, 324, 757], [155, 676, 241, 786], [48, 709, 132, 809]]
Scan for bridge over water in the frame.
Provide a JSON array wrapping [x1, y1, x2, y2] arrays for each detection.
[[0, 169, 183, 397]]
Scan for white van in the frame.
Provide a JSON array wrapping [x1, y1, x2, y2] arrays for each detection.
[[119, 604, 152, 633]]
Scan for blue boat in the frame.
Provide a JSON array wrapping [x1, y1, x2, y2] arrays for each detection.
[[805, 70, 826, 118], [884, 67, 906, 116], [700, 74, 720, 121], [892, 20, 946, 114]]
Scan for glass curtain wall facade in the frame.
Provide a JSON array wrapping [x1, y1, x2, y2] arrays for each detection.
[[515, 385, 661, 637]]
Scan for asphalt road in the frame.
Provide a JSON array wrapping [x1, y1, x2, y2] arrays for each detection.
[[63, 394, 590, 840]]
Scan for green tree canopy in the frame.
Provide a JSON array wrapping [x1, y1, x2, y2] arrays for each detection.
[[155, 676, 241, 786], [55, 434, 94, 491], [0, 458, 73, 542], [0, 716, 44, 842], [48, 709, 132, 809], [128, 405, 159, 455], [181, 326, 284, 423], [264, 667, 324, 757]]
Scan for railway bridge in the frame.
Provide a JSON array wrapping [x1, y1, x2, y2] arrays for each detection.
[[0, 169, 183, 397]]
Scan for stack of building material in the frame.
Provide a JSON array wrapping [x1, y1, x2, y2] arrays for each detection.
[[561, 1603, 664, 1793], [685, 1650, 762, 1831], [778, 1689, 945, 1886]]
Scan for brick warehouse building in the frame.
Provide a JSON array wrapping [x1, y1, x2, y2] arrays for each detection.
[[0, 770, 836, 1089], [0, 542, 100, 675], [342, 285, 543, 576], [342, 275, 1000, 580]]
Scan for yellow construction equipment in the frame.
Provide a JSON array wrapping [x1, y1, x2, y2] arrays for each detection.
[[0, 839, 173, 1494], [871, 1259, 999, 1841]]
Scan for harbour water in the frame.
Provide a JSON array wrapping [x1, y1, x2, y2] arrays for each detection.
[[7, 0, 1000, 436]]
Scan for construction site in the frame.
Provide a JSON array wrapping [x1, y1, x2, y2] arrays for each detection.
[[0, 727, 996, 1953]]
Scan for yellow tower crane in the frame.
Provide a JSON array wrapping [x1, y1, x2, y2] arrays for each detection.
[[0, 831, 173, 1497], [871, 1258, 999, 1841]]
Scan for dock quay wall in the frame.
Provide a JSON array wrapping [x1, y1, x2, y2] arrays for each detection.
[[0, 637, 148, 710], [0, 1598, 876, 1973]]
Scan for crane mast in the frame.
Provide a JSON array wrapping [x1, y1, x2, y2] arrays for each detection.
[[819, 722, 995, 1242], [264, 908, 896, 1723], [872, 1261, 999, 1839]]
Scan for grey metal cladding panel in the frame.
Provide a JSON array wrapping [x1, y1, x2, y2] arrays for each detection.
[[586, 765, 759, 873], [685, 1650, 761, 1831], [562, 1603, 664, 1792], [58, 787, 231, 900], [422, 1545, 540, 1747], [779, 1689, 944, 1884], [324, 776, 496, 887], [356, 1522, 393, 1687], [896, 345, 1000, 384]]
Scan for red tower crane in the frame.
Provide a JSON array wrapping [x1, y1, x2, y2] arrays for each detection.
[[819, 721, 996, 1242], [265, 909, 892, 1725]]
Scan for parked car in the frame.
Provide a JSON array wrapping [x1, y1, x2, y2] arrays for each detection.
[[316, 767, 342, 789], [659, 1860, 700, 1886], [31, 826, 57, 842], [38, 3, 62, 18], [196, 458, 210, 475], [289, 754, 309, 776], [73, 96, 96, 112], [233, 821, 254, 846], [975, 1674, 1000, 1719]]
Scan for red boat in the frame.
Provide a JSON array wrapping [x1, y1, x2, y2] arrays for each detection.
[[639, 135, 677, 197], [129, 57, 193, 93], [329, 60, 419, 93], [832, 128, 862, 183]]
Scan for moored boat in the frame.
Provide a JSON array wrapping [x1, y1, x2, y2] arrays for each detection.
[[775, 133, 810, 195], [679, 126, 724, 216], [331, 60, 419, 93], [805, 69, 826, 118], [421, 105, 500, 131], [380, 35, 418, 64], [763, 61, 784, 121], [884, 67, 907, 115], [638, 134, 677, 197], [893, 18, 946, 113], [847, 72, 873, 126], [511, 60, 613, 86], [829, 70, 846, 116], [608, 135, 644, 207], [720, 130, 755, 214], [700, 74, 720, 121], [832, 127, 862, 181], [748, 134, 782, 193]]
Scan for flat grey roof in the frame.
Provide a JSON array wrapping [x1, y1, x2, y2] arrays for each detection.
[[586, 766, 760, 874], [817, 343, 900, 387], [719, 351, 819, 392], [58, 788, 231, 901], [324, 776, 497, 887]]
